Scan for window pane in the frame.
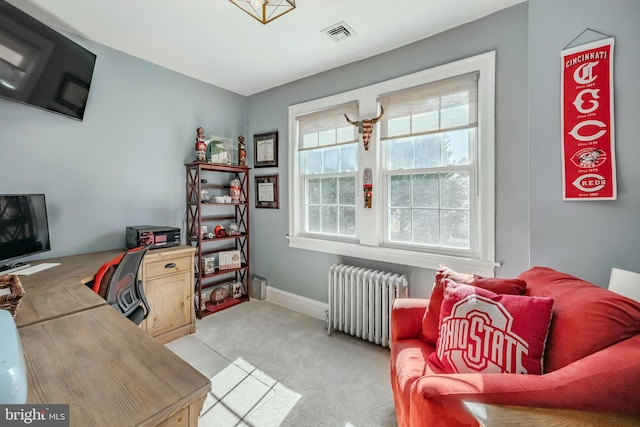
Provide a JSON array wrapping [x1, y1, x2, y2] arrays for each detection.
[[413, 135, 442, 168], [302, 150, 322, 174], [386, 137, 413, 170], [321, 206, 338, 233], [338, 177, 355, 205], [412, 174, 438, 208], [337, 125, 355, 144], [319, 129, 336, 146], [321, 178, 337, 204], [340, 144, 357, 172], [307, 178, 320, 204], [444, 129, 473, 165], [440, 172, 469, 209], [307, 205, 321, 232], [389, 175, 411, 207], [441, 210, 469, 249], [413, 209, 439, 245], [387, 116, 410, 137], [388, 208, 411, 243], [339, 206, 356, 235], [323, 147, 340, 173]]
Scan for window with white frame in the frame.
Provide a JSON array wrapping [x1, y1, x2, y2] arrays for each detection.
[[288, 52, 497, 276]]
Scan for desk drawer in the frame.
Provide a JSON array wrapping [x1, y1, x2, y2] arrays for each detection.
[[145, 255, 191, 279]]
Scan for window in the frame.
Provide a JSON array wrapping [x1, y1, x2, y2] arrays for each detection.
[[288, 52, 497, 276]]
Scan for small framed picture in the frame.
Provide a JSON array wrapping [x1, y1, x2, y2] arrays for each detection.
[[254, 131, 278, 168], [232, 282, 243, 299], [255, 174, 279, 209]]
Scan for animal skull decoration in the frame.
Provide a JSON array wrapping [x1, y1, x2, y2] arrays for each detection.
[[344, 106, 384, 151]]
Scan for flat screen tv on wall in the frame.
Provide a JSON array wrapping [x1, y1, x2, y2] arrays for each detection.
[[0, 0, 96, 121]]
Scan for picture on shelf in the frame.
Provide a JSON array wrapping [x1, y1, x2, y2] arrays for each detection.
[[232, 282, 243, 299]]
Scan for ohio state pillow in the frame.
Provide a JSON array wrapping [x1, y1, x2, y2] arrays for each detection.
[[428, 280, 554, 375], [420, 267, 527, 345]]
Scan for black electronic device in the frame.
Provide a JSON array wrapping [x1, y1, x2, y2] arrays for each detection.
[[0, 0, 97, 120], [126, 225, 181, 250], [0, 194, 51, 271]]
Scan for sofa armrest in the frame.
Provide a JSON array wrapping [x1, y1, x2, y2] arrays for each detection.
[[409, 334, 640, 425], [391, 298, 429, 341]]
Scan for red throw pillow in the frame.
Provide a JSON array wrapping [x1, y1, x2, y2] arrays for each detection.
[[420, 269, 527, 345], [428, 280, 554, 375]]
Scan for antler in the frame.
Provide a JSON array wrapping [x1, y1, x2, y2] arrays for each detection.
[[344, 113, 358, 126], [370, 106, 384, 124]]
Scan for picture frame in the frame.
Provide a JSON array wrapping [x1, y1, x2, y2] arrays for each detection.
[[255, 174, 279, 209], [254, 131, 278, 168]]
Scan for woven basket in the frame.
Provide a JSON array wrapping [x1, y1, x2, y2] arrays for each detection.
[[0, 275, 25, 317]]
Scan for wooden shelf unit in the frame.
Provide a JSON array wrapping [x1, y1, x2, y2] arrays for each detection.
[[185, 162, 250, 319]]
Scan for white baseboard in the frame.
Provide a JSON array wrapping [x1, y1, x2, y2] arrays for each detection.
[[265, 286, 328, 321]]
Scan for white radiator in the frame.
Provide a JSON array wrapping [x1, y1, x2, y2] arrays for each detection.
[[327, 264, 408, 348]]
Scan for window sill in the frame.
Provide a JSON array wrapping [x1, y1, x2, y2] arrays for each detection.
[[287, 235, 499, 277]]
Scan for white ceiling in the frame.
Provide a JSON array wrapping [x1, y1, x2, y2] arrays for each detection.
[[8, 0, 526, 96]]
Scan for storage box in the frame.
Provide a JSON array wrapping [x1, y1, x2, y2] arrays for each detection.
[[250, 275, 267, 300]]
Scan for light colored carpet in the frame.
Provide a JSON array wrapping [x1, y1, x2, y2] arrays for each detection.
[[165, 299, 398, 427]]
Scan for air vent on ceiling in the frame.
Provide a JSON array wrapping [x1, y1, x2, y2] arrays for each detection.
[[322, 21, 357, 42]]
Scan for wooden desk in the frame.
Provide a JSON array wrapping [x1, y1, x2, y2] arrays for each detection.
[[464, 402, 640, 426], [15, 250, 122, 327], [14, 249, 211, 427]]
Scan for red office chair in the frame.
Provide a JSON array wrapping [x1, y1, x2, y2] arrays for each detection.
[[92, 246, 150, 325]]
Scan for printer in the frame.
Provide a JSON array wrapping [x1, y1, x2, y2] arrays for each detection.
[[126, 225, 181, 250]]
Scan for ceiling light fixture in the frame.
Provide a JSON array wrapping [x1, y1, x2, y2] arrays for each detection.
[[229, 0, 296, 25]]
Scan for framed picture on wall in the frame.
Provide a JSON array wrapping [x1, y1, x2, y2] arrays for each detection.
[[254, 131, 278, 168], [255, 174, 279, 209]]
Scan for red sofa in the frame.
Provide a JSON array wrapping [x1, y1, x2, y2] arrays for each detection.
[[390, 266, 640, 426]]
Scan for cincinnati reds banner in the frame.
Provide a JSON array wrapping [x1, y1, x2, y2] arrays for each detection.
[[561, 37, 616, 200]]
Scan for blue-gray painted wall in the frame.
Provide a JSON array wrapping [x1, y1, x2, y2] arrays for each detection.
[[1, 1, 637, 302]]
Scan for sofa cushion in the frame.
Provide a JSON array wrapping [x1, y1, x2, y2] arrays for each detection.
[[428, 280, 554, 374], [518, 266, 640, 372], [420, 269, 527, 345]]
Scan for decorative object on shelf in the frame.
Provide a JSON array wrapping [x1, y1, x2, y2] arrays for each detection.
[[344, 106, 384, 151], [214, 225, 227, 238], [195, 127, 207, 162], [202, 256, 216, 274], [238, 135, 247, 166], [229, 0, 296, 25], [232, 282, 243, 299], [255, 174, 279, 209], [228, 223, 240, 235], [200, 225, 208, 238], [230, 177, 241, 203], [254, 131, 278, 168], [207, 139, 230, 164], [219, 250, 241, 270], [200, 190, 210, 202], [210, 286, 229, 304]]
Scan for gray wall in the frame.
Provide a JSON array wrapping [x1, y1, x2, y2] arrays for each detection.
[[0, 36, 247, 258], [2, 0, 636, 305], [248, 4, 530, 301], [528, 0, 640, 287]]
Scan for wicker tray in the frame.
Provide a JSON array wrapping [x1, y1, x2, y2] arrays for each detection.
[[0, 275, 25, 317]]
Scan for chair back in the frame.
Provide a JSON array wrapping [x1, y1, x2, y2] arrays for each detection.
[[609, 267, 640, 301], [96, 246, 150, 324]]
